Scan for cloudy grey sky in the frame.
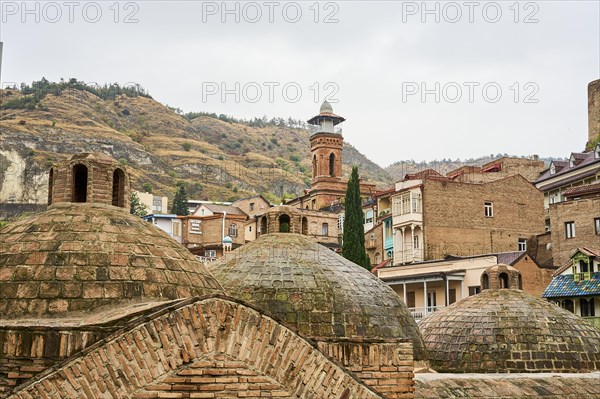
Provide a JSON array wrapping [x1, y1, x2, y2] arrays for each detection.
[[1, 1, 598, 166]]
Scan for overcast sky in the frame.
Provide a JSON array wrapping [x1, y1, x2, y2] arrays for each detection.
[[1, 1, 598, 166]]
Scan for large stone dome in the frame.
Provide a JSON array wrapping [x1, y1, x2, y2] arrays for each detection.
[[207, 233, 427, 360], [0, 203, 223, 318], [419, 288, 600, 373]]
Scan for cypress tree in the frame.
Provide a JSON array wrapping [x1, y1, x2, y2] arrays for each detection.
[[342, 166, 371, 269], [171, 182, 189, 216]]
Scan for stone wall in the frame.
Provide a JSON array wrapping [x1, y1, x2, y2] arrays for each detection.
[[415, 373, 600, 398], [549, 197, 600, 266], [423, 176, 545, 260], [318, 339, 414, 399], [7, 297, 383, 399]]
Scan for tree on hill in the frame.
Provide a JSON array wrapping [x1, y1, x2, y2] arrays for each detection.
[[171, 182, 189, 216], [342, 166, 371, 270]]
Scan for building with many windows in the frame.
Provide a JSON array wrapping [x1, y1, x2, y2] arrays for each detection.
[[388, 171, 545, 265]]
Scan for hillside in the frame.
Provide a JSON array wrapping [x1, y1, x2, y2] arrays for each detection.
[[0, 80, 392, 205]]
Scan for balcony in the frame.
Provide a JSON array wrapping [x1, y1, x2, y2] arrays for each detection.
[[366, 239, 377, 249], [309, 125, 342, 135], [393, 212, 422, 226], [409, 306, 443, 322]]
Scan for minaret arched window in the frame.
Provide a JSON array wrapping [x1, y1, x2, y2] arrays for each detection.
[[313, 155, 317, 178], [72, 164, 88, 203], [329, 153, 336, 177], [112, 168, 125, 207], [47, 168, 54, 205]]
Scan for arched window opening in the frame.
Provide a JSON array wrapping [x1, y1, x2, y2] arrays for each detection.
[[562, 299, 574, 313], [499, 272, 509, 289], [482, 273, 490, 290], [260, 217, 268, 236], [518, 274, 523, 290], [301, 217, 308, 235], [112, 168, 125, 207], [279, 214, 291, 233], [72, 164, 88, 203], [312, 155, 317, 178], [329, 153, 335, 177], [47, 168, 54, 205]]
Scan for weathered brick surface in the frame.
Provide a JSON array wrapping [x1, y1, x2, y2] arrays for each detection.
[[422, 176, 545, 260], [0, 203, 223, 318], [419, 289, 600, 373], [415, 373, 600, 398], [208, 233, 427, 361], [318, 339, 415, 399], [50, 153, 131, 208], [549, 197, 600, 266], [7, 297, 383, 399]]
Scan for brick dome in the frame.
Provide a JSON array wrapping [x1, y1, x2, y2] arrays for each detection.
[[419, 288, 600, 373], [0, 152, 223, 319], [207, 233, 427, 361], [0, 203, 223, 318]]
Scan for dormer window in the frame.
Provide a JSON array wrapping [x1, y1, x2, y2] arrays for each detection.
[[595, 144, 600, 159], [569, 154, 576, 167], [550, 162, 556, 175]]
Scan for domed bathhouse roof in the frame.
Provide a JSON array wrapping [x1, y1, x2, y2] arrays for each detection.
[[419, 265, 600, 373], [0, 153, 223, 319], [207, 233, 427, 361]]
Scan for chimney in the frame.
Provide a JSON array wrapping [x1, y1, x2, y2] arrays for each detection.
[[588, 79, 600, 146]]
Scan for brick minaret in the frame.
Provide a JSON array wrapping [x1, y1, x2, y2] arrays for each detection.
[[308, 100, 344, 183], [588, 79, 600, 146]]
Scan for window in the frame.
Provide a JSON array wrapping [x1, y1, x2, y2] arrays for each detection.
[[338, 214, 344, 230], [411, 193, 422, 213], [550, 162, 556, 175], [401, 193, 410, 215], [448, 288, 456, 304], [596, 144, 600, 159], [581, 298, 596, 317], [48, 168, 54, 205], [499, 272, 509, 289], [329, 153, 336, 177], [72, 164, 88, 203], [561, 299, 574, 313], [595, 218, 600, 235], [468, 286, 481, 296], [249, 226, 252, 232], [112, 169, 125, 207], [204, 249, 216, 258], [172, 221, 181, 236], [565, 221, 575, 239], [482, 273, 489, 290], [229, 223, 237, 237], [518, 238, 527, 251], [484, 201, 493, 217], [413, 235, 419, 249], [279, 215, 290, 233], [249, 202, 255, 211], [321, 223, 329, 236], [406, 291, 416, 308], [364, 210, 373, 224], [152, 197, 163, 213]]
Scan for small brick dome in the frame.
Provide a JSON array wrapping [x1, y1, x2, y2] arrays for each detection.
[[207, 233, 427, 361], [419, 288, 600, 373]]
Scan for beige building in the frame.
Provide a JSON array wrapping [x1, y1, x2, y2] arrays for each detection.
[[377, 251, 552, 321], [135, 190, 168, 214], [390, 171, 545, 265]]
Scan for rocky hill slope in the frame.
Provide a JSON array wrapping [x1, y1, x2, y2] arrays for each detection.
[[0, 82, 392, 205]]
